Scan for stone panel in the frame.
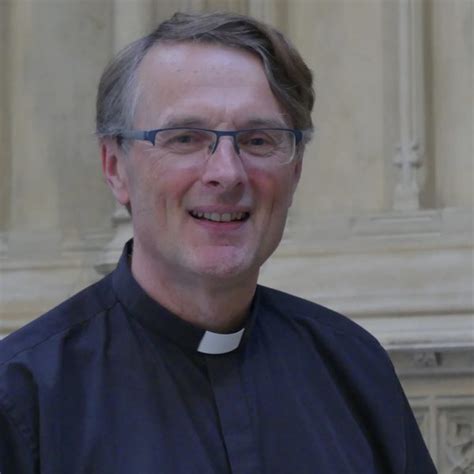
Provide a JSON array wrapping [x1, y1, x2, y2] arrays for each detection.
[[5, 0, 115, 253], [288, 0, 387, 215], [431, 0, 473, 209], [438, 403, 474, 474]]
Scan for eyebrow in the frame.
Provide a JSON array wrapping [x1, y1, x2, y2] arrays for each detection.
[[240, 118, 290, 129], [160, 116, 209, 129]]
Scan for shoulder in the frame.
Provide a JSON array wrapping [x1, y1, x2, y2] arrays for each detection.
[[0, 272, 119, 460], [256, 285, 400, 409], [257, 285, 380, 347], [256, 285, 393, 375], [0, 273, 117, 367]]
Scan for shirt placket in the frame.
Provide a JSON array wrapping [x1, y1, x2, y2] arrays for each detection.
[[205, 352, 260, 474]]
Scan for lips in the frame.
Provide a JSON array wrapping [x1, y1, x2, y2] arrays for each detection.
[[189, 210, 250, 223]]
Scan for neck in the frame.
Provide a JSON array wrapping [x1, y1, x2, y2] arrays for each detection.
[[130, 252, 258, 333]]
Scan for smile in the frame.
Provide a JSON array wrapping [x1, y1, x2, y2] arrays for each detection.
[[189, 210, 250, 223]]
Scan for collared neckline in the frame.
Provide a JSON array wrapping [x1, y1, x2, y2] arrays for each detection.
[[112, 240, 257, 355]]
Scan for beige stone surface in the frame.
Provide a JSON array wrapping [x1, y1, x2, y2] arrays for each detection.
[[288, 0, 387, 216], [115, 0, 155, 49], [432, 0, 473, 209], [5, 0, 116, 249], [0, 1, 10, 232]]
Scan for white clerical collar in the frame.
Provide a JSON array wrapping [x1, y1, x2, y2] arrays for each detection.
[[197, 328, 245, 355]]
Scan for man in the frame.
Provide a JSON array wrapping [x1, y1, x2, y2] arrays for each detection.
[[0, 12, 436, 473]]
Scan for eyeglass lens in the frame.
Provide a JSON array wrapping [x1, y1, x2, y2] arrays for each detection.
[[154, 129, 295, 163]]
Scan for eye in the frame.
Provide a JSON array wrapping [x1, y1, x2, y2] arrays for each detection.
[[169, 132, 205, 145], [171, 132, 207, 144], [248, 136, 269, 146], [238, 130, 279, 156], [156, 129, 213, 154]]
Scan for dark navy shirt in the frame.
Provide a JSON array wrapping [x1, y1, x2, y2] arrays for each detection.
[[0, 243, 437, 473]]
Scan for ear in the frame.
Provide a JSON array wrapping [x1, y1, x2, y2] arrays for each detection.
[[100, 138, 131, 206], [288, 157, 303, 207]]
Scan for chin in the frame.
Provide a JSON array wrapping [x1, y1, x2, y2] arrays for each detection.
[[190, 252, 257, 281], [197, 261, 252, 280]]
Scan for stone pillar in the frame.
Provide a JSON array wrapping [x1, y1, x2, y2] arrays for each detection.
[[392, 0, 425, 211], [7, 0, 61, 257], [0, 1, 10, 254], [5, 1, 115, 258]]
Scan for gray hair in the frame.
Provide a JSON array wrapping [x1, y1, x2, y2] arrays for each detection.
[[96, 12, 315, 144]]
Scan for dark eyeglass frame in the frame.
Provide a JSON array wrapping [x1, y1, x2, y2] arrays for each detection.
[[117, 126, 304, 159]]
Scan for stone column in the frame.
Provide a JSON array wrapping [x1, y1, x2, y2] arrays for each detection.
[[0, 1, 10, 256], [393, 0, 425, 211], [7, 0, 61, 257]]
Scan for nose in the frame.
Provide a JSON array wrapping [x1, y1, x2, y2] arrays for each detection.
[[201, 136, 247, 190], [210, 133, 240, 156]]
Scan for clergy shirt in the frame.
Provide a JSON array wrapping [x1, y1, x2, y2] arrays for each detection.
[[0, 242, 436, 474]]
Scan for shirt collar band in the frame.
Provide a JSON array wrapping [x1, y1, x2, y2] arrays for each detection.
[[197, 328, 246, 354]]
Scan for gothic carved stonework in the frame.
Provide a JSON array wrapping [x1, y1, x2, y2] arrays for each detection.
[[413, 351, 440, 369], [439, 408, 474, 474], [388, 348, 473, 378]]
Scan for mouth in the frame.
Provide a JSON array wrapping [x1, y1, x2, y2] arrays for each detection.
[[189, 210, 250, 223]]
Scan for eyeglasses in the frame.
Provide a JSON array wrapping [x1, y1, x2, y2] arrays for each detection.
[[117, 127, 304, 165]]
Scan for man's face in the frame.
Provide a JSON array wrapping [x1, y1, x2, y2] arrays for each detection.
[[105, 43, 302, 285]]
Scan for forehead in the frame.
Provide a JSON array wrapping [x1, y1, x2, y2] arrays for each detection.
[[134, 42, 286, 127]]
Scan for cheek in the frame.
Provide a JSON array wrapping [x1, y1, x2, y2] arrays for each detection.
[[252, 169, 296, 214], [125, 160, 163, 215], [142, 163, 198, 214]]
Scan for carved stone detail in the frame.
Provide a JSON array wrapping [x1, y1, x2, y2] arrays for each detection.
[[439, 407, 474, 473], [413, 351, 441, 369]]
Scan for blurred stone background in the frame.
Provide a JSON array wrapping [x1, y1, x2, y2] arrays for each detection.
[[0, 1, 472, 471]]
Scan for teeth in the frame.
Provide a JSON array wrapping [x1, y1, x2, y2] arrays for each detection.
[[190, 210, 247, 222]]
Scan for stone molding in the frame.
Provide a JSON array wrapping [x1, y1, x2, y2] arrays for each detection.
[[390, 348, 473, 378], [2, 208, 471, 342], [261, 209, 472, 312]]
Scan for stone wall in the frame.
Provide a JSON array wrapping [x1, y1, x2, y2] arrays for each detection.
[[0, 1, 472, 470]]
